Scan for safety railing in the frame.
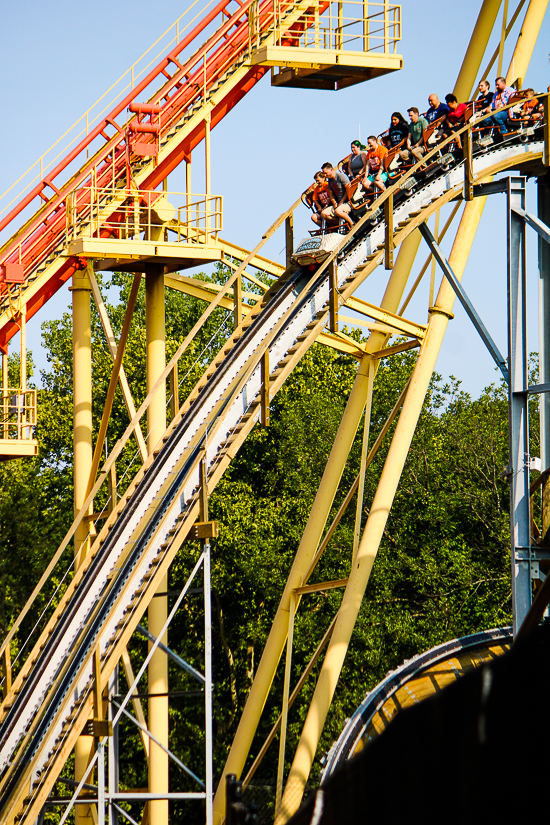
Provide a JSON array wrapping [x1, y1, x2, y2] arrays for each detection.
[[0, 388, 37, 441], [65, 186, 222, 246], [0, 0, 276, 309], [266, 0, 401, 53], [0, 0, 227, 228]]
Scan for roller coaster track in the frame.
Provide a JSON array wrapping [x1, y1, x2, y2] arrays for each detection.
[[322, 627, 513, 776], [0, 135, 545, 824]]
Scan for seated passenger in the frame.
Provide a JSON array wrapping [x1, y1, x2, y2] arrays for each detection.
[[320, 162, 354, 230], [485, 76, 515, 134], [348, 140, 368, 179], [363, 135, 388, 194], [517, 89, 542, 123], [442, 93, 467, 148], [473, 79, 494, 116], [425, 93, 450, 123], [388, 112, 409, 148], [402, 107, 428, 163], [310, 171, 336, 228]]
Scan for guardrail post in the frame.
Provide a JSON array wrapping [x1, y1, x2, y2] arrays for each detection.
[[233, 276, 242, 330], [544, 95, 549, 168], [384, 192, 394, 269], [261, 349, 270, 427], [285, 212, 294, 270], [329, 260, 339, 333], [1, 646, 11, 700], [169, 363, 179, 420], [464, 125, 474, 201], [108, 464, 117, 515]]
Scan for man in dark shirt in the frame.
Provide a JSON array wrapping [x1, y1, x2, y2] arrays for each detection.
[[425, 94, 450, 124], [320, 162, 353, 229], [475, 80, 494, 113]]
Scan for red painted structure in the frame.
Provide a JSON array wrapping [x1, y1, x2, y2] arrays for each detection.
[[0, 0, 321, 349]]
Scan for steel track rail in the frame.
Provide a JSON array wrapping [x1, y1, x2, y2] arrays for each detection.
[[0, 138, 544, 824]]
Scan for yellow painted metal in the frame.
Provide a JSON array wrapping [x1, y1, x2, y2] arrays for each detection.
[[71, 266, 94, 825], [84, 273, 141, 502], [399, 204, 462, 316], [479, 0, 527, 82], [505, 0, 550, 85], [261, 349, 270, 427], [145, 268, 169, 825], [212, 215, 428, 825], [275, 590, 296, 816], [497, 0, 509, 79], [165, 273, 259, 307], [0, 387, 38, 460], [329, 261, 338, 333], [453, 0, 502, 100], [285, 213, 294, 271], [275, 194, 490, 825], [344, 295, 427, 339], [253, 45, 402, 70], [384, 193, 394, 269], [352, 640, 510, 753], [233, 274, 243, 329], [353, 359, 374, 562], [242, 618, 337, 792], [89, 271, 148, 463], [254, 0, 402, 89]]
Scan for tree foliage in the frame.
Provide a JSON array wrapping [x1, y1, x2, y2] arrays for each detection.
[[0, 269, 532, 822]]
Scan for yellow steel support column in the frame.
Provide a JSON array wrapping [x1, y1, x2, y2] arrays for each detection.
[[453, 0, 502, 100], [276, 196, 489, 825], [146, 267, 168, 825], [71, 264, 94, 825], [212, 232, 422, 824], [505, 0, 549, 87]]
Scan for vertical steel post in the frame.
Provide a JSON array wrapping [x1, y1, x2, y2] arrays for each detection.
[[233, 276, 242, 330], [453, 0, 502, 100], [108, 666, 119, 825], [146, 267, 169, 825], [275, 591, 296, 817], [505, 0, 550, 87], [285, 214, 294, 271], [507, 176, 531, 634], [98, 743, 106, 825], [72, 264, 94, 825], [205, 539, 213, 825], [200, 457, 214, 825], [261, 349, 270, 427], [328, 261, 338, 333], [384, 193, 394, 269], [538, 173, 550, 539]]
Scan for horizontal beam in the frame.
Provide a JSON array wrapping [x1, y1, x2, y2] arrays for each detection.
[[345, 295, 427, 339]]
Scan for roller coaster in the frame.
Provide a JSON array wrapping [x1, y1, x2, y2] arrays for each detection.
[[0, 0, 549, 824]]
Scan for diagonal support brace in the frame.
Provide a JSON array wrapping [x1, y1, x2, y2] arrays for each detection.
[[136, 624, 205, 685], [512, 205, 550, 246], [419, 221, 509, 383]]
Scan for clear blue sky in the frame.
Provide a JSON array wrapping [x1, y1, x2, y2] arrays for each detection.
[[0, 0, 549, 397]]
